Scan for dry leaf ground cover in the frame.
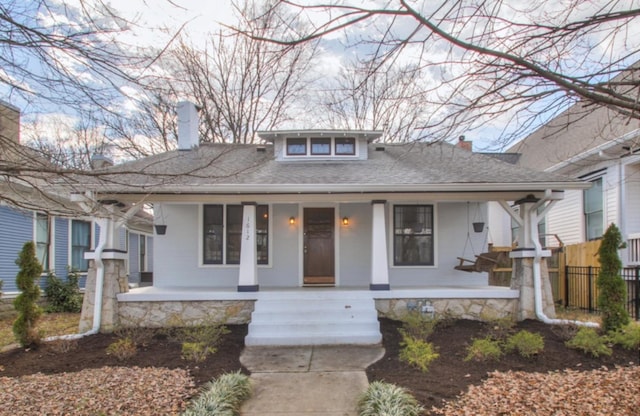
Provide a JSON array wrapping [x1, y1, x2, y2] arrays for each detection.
[[0, 317, 638, 415]]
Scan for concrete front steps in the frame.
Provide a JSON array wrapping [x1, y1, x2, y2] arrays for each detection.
[[245, 290, 382, 346]]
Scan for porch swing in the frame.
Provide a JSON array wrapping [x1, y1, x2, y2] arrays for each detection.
[[454, 202, 506, 273]]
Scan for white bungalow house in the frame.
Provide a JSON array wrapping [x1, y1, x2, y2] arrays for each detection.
[[71, 102, 590, 346]]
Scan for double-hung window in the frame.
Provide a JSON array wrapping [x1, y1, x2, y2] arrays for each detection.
[[203, 204, 269, 265], [35, 213, 50, 271], [393, 205, 434, 266], [71, 220, 91, 272], [584, 177, 603, 240], [139, 235, 147, 272]]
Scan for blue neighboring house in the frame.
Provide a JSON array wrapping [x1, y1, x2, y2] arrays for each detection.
[[0, 204, 153, 296], [0, 100, 153, 297]]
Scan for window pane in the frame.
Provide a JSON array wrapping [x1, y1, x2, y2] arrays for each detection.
[[139, 236, 146, 272], [226, 205, 242, 264], [203, 205, 223, 264], [311, 138, 331, 155], [36, 213, 49, 270], [335, 137, 355, 155], [584, 178, 603, 240], [286, 138, 307, 155], [256, 205, 269, 265], [71, 220, 91, 272], [394, 205, 434, 265]]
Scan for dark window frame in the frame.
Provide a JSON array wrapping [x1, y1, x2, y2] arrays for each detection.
[[286, 138, 307, 155], [203, 204, 269, 265], [71, 219, 92, 272], [35, 213, 50, 272], [335, 137, 356, 155], [310, 137, 331, 155], [393, 205, 434, 266]]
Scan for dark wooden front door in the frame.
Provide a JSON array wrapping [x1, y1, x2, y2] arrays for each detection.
[[303, 208, 335, 285]]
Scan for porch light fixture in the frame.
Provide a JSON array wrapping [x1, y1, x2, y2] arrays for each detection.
[[289, 216, 296, 225], [342, 216, 350, 226]]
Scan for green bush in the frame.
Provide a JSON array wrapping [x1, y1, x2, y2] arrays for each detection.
[[504, 330, 544, 358], [358, 381, 424, 416], [399, 333, 439, 372], [565, 327, 612, 357], [181, 341, 216, 362], [182, 372, 251, 416], [13, 241, 43, 347], [400, 310, 439, 340], [106, 337, 137, 361], [597, 224, 630, 332], [44, 271, 82, 313], [464, 337, 503, 362], [607, 321, 640, 350]]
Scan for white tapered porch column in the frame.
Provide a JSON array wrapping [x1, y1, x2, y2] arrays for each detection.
[[371, 200, 390, 290], [238, 202, 259, 292]]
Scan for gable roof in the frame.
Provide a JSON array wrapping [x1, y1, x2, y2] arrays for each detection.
[[73, 140, 587, 195], [508, 62, 640, 174]]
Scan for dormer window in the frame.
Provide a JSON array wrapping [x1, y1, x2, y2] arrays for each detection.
[[286, 138, 307, 155], [285, 136, 357, 158], [335, 138, 355, 155], [311, 138, 331, 155]]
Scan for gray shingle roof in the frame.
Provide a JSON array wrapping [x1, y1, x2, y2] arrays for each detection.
[[83, 141, 586, 194]]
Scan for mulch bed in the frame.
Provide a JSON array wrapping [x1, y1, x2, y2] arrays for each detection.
[[0, 319, 638, 415]]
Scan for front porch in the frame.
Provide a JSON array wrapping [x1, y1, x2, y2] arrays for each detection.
[[116, 286, 519, 337]]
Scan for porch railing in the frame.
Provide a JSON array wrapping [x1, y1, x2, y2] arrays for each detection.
[[564, 266, 640, 320], [628, 233, 640, 265]]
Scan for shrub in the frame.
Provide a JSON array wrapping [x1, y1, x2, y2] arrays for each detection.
[[13, 241, 43, 347], [565, 327, 612, 357], [182, 371, 251, 416], [607, 321, 640, 350], [114, 327, 155, 347], [399, 333, 439, 372], [358, 381, 424, 416], [400, 310, 439, 340], [464, 337, 503, 362], [597, 224, 630, 332], [106, 337, 137, 361], [505, 330, 544, 358], [181, 341, 215, 362], [44, 271, 82, 313]]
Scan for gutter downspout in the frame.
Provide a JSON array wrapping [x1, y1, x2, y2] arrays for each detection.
[[530, 193, 599, 328], [46, 217, 108, 341]]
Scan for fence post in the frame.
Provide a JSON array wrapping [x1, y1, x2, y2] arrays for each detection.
[[636, 267, 640, 320], [588, 266, 593, 313], [564, 265, 570, 307]]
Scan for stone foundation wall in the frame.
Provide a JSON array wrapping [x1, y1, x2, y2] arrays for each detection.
[[118, 300, 255, 327], [376, 298, 518, 321]]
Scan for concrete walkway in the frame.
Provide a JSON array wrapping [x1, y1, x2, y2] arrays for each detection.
[[239, 345, 385, 416]]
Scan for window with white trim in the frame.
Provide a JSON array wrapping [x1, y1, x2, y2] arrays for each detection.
[[584, 177, 603, 240], [35, 213, 50, 271], [393, 205, 434, 266], [203, 204, 269, 265], [139, 235, 147, 272], [71, 220, 91, 272]]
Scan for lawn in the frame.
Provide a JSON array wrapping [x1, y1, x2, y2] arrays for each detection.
[[0, 312, 80, 349]]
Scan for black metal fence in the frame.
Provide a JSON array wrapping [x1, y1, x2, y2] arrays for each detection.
[[564, 266, 640, 320]]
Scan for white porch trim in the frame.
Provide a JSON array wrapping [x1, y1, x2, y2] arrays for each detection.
[[370, 200, 390, 290], [238, 202, 259, 291]]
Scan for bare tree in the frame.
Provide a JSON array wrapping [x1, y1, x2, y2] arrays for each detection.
[[321, 60, 431, 142], [171, 0, 319, 143], [245, 0, 640, 147]]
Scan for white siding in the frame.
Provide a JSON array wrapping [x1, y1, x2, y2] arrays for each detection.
[[624, 161, 640, 235], [487, 201, 512, 247], [604, 166, 619, 229], [547, 190, 583, 245]]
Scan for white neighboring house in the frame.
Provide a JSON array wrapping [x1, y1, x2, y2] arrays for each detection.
[[505, 67, 640, 266]]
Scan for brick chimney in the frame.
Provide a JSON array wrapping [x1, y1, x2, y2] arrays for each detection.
[[0, 100, 20, 144], [177, 101, 200, 150], [456, 135, 472, 152]]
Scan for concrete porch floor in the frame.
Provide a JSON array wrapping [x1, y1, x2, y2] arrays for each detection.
[[117, 285, 519, 302]]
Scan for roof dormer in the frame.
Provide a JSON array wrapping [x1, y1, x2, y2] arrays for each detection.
[[257, 130, 383, 161]]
